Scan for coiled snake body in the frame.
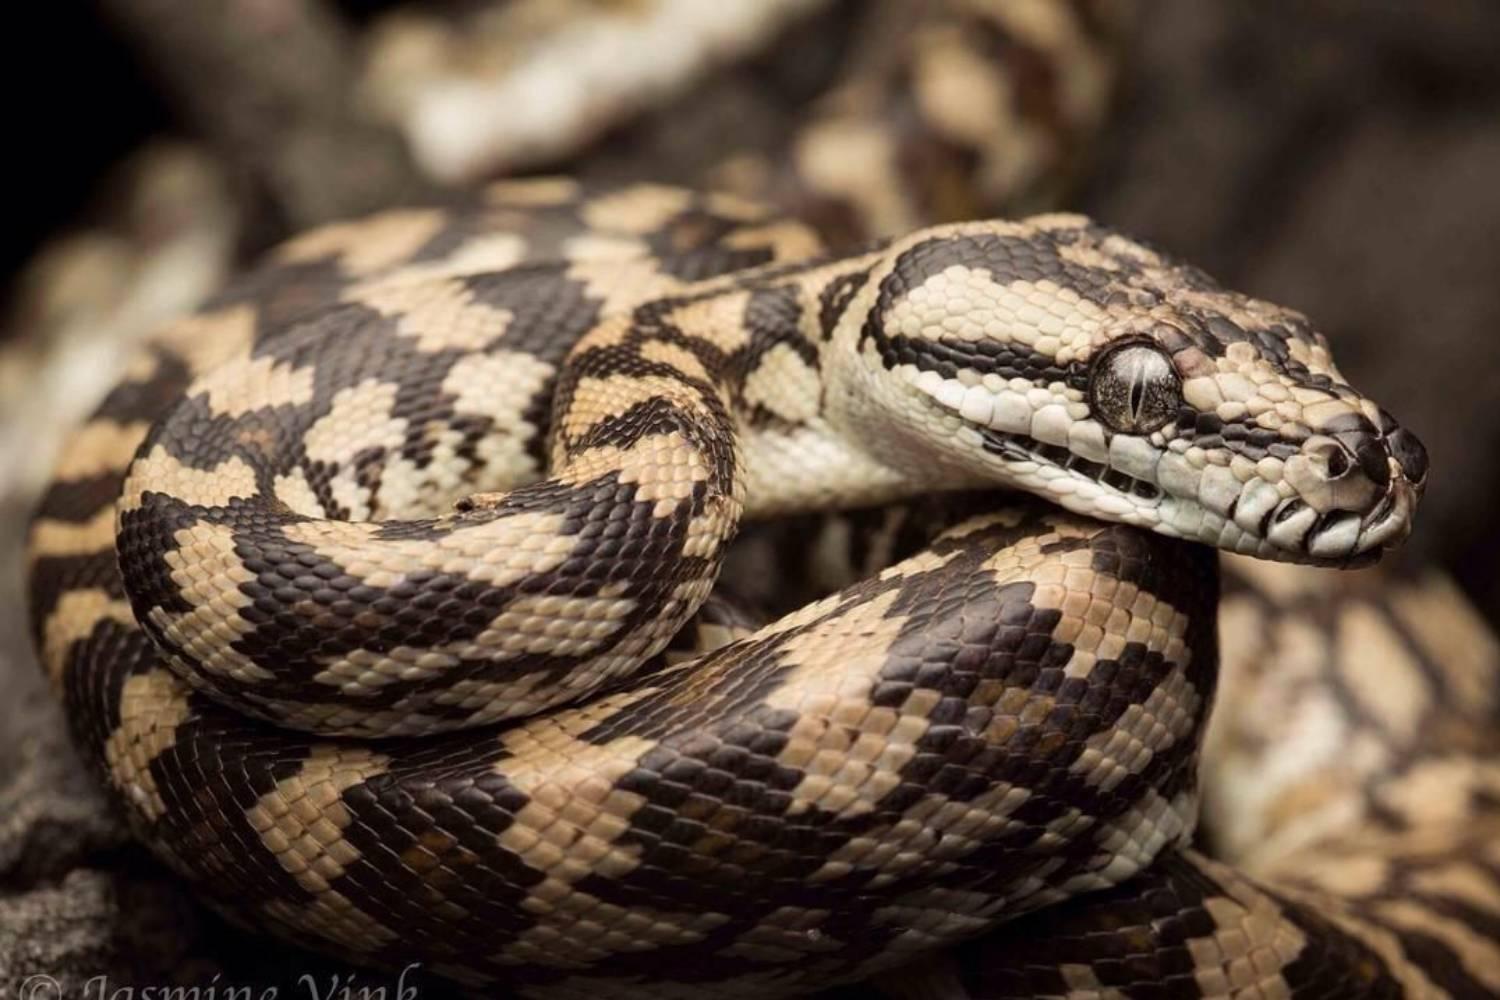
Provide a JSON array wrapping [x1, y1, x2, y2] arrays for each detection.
[[32, 179, 1496, 999]]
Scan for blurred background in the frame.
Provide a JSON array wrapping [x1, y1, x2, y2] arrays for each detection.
[[2, 0, 1499, 988]]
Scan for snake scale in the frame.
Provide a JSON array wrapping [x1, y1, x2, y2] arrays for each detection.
[[30, 172, 1500, 999]]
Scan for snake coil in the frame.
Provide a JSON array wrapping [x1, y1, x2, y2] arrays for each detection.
[[31, 182, 1495, 1000]]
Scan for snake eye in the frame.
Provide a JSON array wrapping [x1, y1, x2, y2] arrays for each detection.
[[1089, 341, 1181, 435]]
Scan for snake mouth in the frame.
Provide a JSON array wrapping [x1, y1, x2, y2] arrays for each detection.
[[979, 427, 1164, 502], [1236, 445, 1418, 563], [1301, 481, 1415, 563], [980, 424, 1410, 565], [1258, 500, 1371, 563]]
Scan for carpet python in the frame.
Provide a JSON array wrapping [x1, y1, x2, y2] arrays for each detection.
[[30, 178, 1489, 999]]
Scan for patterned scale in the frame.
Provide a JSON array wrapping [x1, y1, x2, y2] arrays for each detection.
[[23, 170, 1487, 1000]]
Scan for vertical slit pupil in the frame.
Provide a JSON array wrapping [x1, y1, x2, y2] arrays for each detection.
[[1129, 374, 1147, 423]]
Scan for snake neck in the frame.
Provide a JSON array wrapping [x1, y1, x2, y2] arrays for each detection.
[[608, 247, 978, 521]]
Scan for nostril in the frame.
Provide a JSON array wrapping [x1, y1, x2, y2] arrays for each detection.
[[1322, 445, 1350, 479], [1388, 426, 1429, 486]]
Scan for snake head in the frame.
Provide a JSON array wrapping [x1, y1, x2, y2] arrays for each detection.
[[835, 215, 1428, 564]]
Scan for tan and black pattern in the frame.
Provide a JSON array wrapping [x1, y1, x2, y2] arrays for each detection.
[[887, 557, 1500, 999], [703, 0, 1134, 244], [26, 181, 1462, 997], [367, 1, 1133, 240]]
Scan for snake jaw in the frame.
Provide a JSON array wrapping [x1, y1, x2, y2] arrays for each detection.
[[888, 338, 1428, 563], [1122, 417, 1425, 565], [894, 375, 1177, 533]]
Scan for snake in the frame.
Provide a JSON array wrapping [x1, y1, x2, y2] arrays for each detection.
[[28, 175, 1491, 999]]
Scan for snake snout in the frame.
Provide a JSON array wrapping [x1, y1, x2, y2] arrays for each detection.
[[1350, 473, 1417, 555], [1344, 414, 1428, 556], [1279, 408, 1428, 561], [1385, 422, 1429, 490], [1288, 436, 1382, 512]]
